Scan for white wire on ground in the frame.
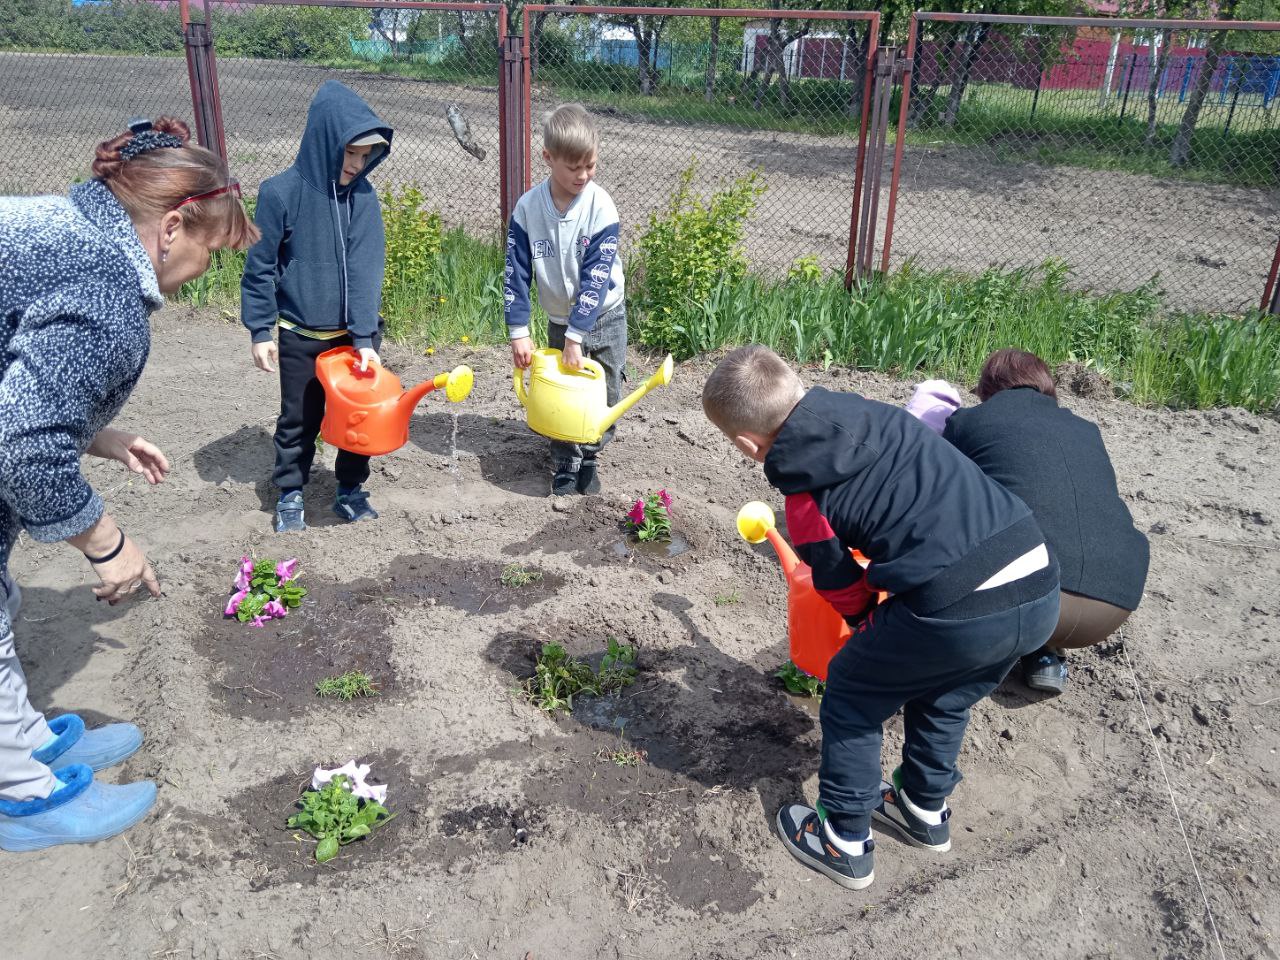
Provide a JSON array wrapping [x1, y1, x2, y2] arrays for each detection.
[[1118, 631, 1227, 960]]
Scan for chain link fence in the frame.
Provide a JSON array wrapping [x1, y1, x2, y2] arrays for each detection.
[[877, 13, 1280, 314], [524, 7, 877, 277], [0, 0, 190, 194]]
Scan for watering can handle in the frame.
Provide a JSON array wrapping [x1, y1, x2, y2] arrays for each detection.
[[513, 367, 528, 408]]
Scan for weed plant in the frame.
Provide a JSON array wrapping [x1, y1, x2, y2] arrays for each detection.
[[524, 638, 638, 713], [500, 563, 543, 588], [315, 671, 379, 701]]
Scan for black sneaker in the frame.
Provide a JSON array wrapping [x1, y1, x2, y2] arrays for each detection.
[[333, 487, 379, 523], [1023, 649, 1068, 695], [550, 470, 578, 497], [776, 802, 875, 890], [274, 491, 306, 533], [872, 768, 952, 852], [576, 460, 601, 496]]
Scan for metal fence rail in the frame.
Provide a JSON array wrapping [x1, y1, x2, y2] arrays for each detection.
[[518, 5, 879, 280], [877, 12, 1280, 314], [3, 2, 1277, 313]]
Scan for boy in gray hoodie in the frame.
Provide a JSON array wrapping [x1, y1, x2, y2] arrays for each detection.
[[505, 104, 626, 496], [241, 80, 394, 532]]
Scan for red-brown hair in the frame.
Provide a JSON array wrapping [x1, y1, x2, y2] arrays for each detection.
[[977, 349, 1058, 402], [92, 116, 259, 250]]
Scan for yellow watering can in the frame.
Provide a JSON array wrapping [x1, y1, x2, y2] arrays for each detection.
[[513, 348, 674, 444]]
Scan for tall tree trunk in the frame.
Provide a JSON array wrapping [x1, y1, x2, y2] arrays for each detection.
[[530, 10, 550, 78], [845, 25, 869, 119], [456, 11, 474, 63], [942, 24, 988, 128], [1170, 18, 1233, 167], [704, 12, 721, 103], [754, 58, 776, 110], [1144, 29, 1168, 146], [910, 30, 958, 128]]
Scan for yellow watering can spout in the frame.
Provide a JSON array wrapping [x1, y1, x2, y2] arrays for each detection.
[[597, 354, 674, 434]]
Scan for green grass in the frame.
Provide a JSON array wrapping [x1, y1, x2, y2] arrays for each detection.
[[315, 671, 379, 701], [181, 212, 1279, 414]]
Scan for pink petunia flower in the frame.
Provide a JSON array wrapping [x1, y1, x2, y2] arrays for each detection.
[[224, 588, 249, 617], [233, 555, 254, 592], [249, 616, 267, 628], [658, 489, 672, 510], [263, 599, 287, 619], [627, 500, 646, 525], [275, 558, 300, 582]]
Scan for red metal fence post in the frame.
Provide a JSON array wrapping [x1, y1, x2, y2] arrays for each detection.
[[1262, 233, 1280, 315], [183, 1, 227, 164], [499, 11, 529, 226], [878, 14, 918, 276]]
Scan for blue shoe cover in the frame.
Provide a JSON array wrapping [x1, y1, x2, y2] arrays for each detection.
[[42, 717, 142, 773], [30, 713, 84, 766], [0, 765, 156, 852]]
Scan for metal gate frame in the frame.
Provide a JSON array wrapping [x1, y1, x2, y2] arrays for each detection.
[[514, 5, 882, 285], [880, 11, 1280, 311]]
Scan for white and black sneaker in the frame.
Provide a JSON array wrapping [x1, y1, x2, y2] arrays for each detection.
[[776, 801, 875, 890], [872, 768, 952, 852]]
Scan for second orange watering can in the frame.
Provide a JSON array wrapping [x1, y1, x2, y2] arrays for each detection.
[[316, 347, 474, 457], [737, 501, 887, 682]]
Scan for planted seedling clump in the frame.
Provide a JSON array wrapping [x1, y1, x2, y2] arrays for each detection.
[[225, 556, 307, 626], [625, 490, 673, 543], [776, 660, 825, 699], [524, 637, 638, 713], [315, 671, 379, 701], [501, 563, 543, 588], [287, 773, 395, 863]]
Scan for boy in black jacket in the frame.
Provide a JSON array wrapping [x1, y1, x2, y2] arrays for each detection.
[[702, 346, 1060, 890]]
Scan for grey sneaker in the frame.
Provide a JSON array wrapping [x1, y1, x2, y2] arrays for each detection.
[[333, 487, 379, 523], [550, 470, 578, 497], [872, 768, 952, 852], [274, 491, 306, 533], [776, 801, 875, 890], [1023, 649, 1068, 695]]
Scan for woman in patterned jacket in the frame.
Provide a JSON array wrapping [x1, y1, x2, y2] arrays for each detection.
[[0, 116, 256, 851]]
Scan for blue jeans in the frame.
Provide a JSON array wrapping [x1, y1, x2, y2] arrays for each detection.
[[547, 305, 627, 472], [818, 572, 1060, 830]]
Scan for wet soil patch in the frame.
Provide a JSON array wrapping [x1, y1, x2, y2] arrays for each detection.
[[342, 553, 565, 615], [436, 800, 541, 866], [226, 751, 423, 890], [502, 498, 708, 569], [196, 581, 401, 721]]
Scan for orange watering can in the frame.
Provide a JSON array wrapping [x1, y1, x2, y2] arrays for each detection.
[[316, 347, 474, 457], [737, 501, 887, 682]]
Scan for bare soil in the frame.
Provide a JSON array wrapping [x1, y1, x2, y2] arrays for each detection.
[[2, 52, 1275, 309], [2, 308, 1278, 960]]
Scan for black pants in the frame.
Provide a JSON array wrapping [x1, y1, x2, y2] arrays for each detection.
[[818, 568, 1060, 832], [272, 325, 383, 492]]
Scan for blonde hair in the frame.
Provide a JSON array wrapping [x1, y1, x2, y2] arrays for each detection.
[[93, 116, 259, 250], [702, 346, 805, 438], [542, 103, 598, 162]]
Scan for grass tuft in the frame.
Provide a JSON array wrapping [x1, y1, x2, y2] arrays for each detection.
[[315, 671, 380, 701]]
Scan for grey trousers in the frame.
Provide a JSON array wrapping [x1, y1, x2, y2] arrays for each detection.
[[0, 571, 58, 802], [547, 305, 627, 472]]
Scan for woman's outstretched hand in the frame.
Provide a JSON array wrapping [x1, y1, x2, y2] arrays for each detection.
[[88, 428, 170, 485]]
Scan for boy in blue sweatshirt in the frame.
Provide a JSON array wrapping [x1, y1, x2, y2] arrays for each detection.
[[505, 104, 626, 496], [241, 81, 394, 532], [703, 346, 1060, 891]]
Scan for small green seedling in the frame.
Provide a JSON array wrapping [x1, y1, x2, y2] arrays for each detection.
[[713, 591, 741, 606], [286, 774, 395, 863], [524, 638, 638, 713], [776, 660, 825, 698], [598, 727, 647, 767], [501, 563, 543, 588], [315, 671, 379, 701]]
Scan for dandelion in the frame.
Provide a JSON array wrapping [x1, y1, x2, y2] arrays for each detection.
[[438, 296, 447, 303], [460, 335, 470, 344], [425, 347, 435, 356]]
